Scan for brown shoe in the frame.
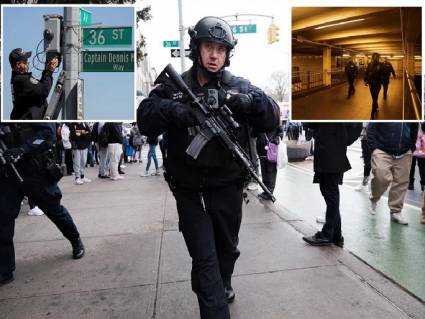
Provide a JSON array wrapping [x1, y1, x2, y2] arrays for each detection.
[[421, 217, 425, 224]]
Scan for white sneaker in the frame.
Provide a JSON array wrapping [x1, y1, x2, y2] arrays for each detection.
[[140, 171, 149, 177], [369, 199, 377, 215], [247, 182, 259, 191], [152, 170, 161, 176], [75, 178, 84, 185], [28, 206, 44, 216], [391, 212, 408, 225], [316, 216, 326, 224], [82, 177, 92, 183], [111, 175, 124, 181]]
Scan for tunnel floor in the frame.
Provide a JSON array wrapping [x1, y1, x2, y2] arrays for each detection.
[[292, 78, 405, 120]]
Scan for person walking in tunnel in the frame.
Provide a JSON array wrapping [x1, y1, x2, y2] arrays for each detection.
[[364, 53, 385, 120], [382, 58, 396, 100], [344, 58, 358, 98]]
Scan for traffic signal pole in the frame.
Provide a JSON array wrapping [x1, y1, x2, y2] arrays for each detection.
[[63, 7, 80, 120], [177, 0, 186, 73]]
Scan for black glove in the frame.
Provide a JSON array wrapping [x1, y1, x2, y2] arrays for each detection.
[[3, 147, 24, 163], [226, 93, 253, 114], [170, 102, 198, 128]]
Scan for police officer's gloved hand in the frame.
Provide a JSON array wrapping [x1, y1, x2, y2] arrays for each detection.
[[170, 102, 198, 128], [45, 57, 59, 73], [226, 93, 254, 114], [3, 147, 25, 163]]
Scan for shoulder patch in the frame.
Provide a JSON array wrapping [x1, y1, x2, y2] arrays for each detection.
[[30, 77, 39, 85]]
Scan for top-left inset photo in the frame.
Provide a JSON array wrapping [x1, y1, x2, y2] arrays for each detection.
[[1, 5, 136, 121]]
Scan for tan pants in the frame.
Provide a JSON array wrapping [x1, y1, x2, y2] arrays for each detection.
[[370, 149, 411, 213]]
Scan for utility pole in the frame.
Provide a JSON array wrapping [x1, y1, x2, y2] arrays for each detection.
[[63, 7, 80, 120], [177, 0, 186, 73]]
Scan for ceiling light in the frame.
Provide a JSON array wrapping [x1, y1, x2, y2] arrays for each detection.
[[314, 18, 365, 30]]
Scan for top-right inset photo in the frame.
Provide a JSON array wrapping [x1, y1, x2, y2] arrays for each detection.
[[291, 7, 422, 121]]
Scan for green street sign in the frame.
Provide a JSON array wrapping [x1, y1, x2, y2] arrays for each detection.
[[163, 40, 179, 48], [81, 51, 134, 72], [231, 24, 257, 34], [83, 26, 132, 47], [80, 8, 92, 26]]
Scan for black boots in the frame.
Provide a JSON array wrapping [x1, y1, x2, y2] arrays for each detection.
[[0, 272, 14, 287], [71, 238, 85, 259]]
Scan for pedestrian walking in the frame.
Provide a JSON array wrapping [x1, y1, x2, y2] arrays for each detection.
[[137, 16, 279, 319], [303, 123, 362, 247], [364, 53, 385, 119], [345, 58, 358, 98], [367, 123, 417, 225]]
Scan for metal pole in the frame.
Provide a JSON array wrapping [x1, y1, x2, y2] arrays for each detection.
[[178, 0, 186, 73], [63, 7, 80, 120]]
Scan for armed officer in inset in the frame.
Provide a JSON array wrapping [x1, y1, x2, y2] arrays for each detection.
[[364, 52, 385, 119], [9, 48, 58, 120], [0, 123, 85, 287], [137, 16, 279, 319], [344, 58, 358, 98], [382, 57, 396, 100]]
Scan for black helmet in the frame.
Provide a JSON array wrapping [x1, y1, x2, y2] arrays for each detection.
[[9, 48, 31, 68], [188, 16, 237, 67]]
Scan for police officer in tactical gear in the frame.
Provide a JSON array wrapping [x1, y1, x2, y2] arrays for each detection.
[[9, 48, 58, 120], [137, 16, 280, 319], [364, 52, 385, 119], [382, 57, 396, 100], [0, 123, 84, 287], [344, 58, 358, 98]]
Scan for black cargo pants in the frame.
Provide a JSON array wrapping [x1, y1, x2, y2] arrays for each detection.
[[0, 173, 80, 276], [173, 184, 243, 319]]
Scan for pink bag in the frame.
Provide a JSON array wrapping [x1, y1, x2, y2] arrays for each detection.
[[413, 127, 425, 158], [266, 142, 278, 162]]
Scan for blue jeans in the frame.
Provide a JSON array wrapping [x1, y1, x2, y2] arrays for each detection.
[[146, 144, 159, 172]]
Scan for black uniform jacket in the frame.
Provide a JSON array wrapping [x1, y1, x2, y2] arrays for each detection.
[[138, 66, 280, 190], [1, 123, 56, 176], [310, 123, 362, 173], [367, 123, 417, 156], [10, 70, 53, 120], [364, 62, 385, 85]]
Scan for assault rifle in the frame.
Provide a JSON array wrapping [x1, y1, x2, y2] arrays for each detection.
[[156, 64, 275, 202], [0, 126, 24, 182]]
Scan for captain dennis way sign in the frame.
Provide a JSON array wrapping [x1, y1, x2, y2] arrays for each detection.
[[81, 51, 134, 72]]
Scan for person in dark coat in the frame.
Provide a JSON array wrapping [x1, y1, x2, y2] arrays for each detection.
[[137, 16, 280, 319], [0, 123, 84, 287], [303, 123, 362, 247], [382, 58, 396, 100], [344, 59, 358, 98], [9, 48, 58, 119], [364, 53, 385, 119]]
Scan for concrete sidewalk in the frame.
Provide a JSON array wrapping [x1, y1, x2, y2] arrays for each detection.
[[0, 162, 424, 318]]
